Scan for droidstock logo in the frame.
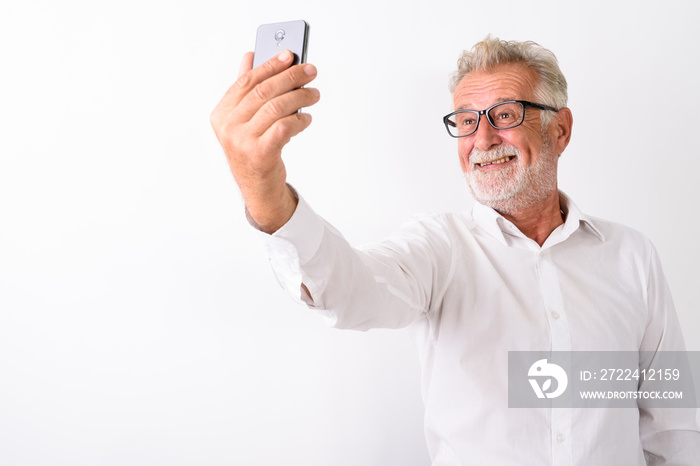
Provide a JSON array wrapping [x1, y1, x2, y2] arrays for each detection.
[[528, 359, 568, 399]]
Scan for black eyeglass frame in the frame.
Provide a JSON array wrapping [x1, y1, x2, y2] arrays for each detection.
[[442, 100, 559, 138]]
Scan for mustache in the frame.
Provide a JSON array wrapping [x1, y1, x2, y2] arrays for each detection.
[[469, 145, 520, 164]]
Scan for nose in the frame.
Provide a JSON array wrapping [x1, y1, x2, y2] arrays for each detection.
[[472, 115, 503, 152]]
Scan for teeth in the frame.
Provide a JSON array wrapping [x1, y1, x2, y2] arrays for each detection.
[[478, 156, 513, 167]]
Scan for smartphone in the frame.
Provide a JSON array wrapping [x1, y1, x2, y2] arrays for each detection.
[[252, 20, 309, 68]]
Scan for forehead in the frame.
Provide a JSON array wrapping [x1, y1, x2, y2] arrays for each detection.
[[453, 63, 539, 109]]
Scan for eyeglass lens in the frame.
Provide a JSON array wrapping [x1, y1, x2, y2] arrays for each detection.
[[447, 102, 525, 137]]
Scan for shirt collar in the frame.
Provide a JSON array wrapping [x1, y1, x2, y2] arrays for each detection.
[[471, 191, 605, 247], [558, 191, 605, 242]]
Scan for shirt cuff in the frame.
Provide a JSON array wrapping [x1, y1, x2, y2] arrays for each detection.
[[246, 186, 327, 306], [269, 192, 326, 266], [246, 185, 325, 266]]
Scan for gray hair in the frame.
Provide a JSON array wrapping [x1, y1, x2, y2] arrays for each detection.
[[450, 36, 568, 126]]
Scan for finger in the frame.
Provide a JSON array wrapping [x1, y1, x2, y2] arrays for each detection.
[[238, 51, 254, 77], [237, 62, 318, 119], [218, 50, 296, 112], [260, 111, 313, 155], [249, 87, 320, 135]]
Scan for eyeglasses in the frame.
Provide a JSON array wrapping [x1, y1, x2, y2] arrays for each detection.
[[443, 100, 559, 138]]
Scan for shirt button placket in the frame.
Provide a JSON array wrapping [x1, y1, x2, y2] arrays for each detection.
[[537, 248, 573, 466]]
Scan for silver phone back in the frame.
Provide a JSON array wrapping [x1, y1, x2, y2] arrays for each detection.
[[252, 20, 308, 68]]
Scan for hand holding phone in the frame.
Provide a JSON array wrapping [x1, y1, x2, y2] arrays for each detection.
[[210, 20, 318, 233]]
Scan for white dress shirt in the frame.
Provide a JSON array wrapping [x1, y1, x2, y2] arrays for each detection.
[[254, 190, 700, 465]]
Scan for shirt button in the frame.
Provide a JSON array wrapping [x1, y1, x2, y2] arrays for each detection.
[[557, 434, 565, 443], [551, 311, 560, 319]]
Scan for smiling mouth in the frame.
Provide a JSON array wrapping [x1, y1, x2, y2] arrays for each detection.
[[476, 155, 515, 167]]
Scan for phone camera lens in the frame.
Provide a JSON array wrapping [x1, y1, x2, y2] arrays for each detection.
[[274, 29, 285, 42]]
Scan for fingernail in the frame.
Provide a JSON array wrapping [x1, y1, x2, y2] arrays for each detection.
[[309, 88, 320, 97], [278, 50, 292, 61], [304, 64, 317, 76]]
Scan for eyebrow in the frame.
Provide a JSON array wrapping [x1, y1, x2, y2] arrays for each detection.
[[455, 98, 517, 112]]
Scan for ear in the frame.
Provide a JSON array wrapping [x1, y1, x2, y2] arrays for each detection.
[[552, 107, 573, 155]]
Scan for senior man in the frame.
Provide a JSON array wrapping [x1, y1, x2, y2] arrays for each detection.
[[211, 37, 700, 465]]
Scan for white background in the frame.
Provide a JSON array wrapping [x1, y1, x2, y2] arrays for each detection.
[[1, 0, 699, 465]]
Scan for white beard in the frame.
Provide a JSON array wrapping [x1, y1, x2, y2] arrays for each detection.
[[464, 142, 558, 215]]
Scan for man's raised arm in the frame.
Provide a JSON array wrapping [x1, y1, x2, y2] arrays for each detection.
[[210, 49, 320, 233]]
